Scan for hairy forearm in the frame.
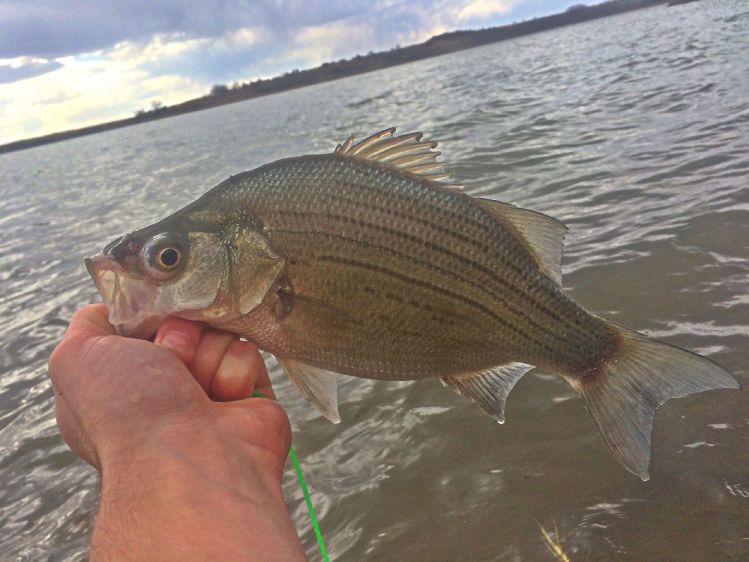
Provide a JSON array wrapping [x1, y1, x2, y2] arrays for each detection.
[[91, 428, 306, 561]]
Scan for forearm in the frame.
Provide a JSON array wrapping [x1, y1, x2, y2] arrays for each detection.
[[91, 428, 306, 561]]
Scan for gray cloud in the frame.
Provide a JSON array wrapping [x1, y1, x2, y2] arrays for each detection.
[[0, 60, 63, 83], [131, 0, 472, 84], [0, 0, 482, 86], [0, 0, 370, 59], [1, 0, 580, 91], [0, 0, 578, 65]]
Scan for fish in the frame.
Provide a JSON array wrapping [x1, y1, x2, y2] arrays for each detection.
[[85, 128, 739, 480]]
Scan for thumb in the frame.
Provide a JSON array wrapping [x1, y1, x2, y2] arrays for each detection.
[[221, 397, 293, 470]]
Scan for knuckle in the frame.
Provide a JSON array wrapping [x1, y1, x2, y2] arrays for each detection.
[[228, 397, 292, 457], [47, 336, 82, 384], [47, 345, 63, 379], [254, 399, 292, 443]]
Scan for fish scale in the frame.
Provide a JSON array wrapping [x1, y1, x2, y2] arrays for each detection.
[[86, 128, 738, 480], [225, 154, 610, 375]]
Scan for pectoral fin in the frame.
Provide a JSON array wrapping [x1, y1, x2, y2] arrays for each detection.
[[277, 358, 341, 423], [441, 362, 534, 423]]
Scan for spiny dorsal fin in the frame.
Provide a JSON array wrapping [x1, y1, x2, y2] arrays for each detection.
[[477, 198, 567, 284], [334, 128, 462, 190], [440, 362, 534, 423]]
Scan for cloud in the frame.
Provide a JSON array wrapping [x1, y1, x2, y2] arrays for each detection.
[[0, 0, 367, 60], [131, 28, 272, 85], [0, 0, 576, 144], [0, 49, 205, 143], [275, 20, 377, 70], [458, 0, 517, 21], [0, 57, 63, 84], [0, 0, 529, 60]]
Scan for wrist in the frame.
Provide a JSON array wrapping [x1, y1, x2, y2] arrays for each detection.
[[93, 417, 302, 561], [100, 415, 286, 502]]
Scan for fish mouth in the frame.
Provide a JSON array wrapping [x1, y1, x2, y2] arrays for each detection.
[[85, 254, 166, 338]]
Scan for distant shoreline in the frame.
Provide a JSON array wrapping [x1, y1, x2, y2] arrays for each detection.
[[1, 0, 671, 155]]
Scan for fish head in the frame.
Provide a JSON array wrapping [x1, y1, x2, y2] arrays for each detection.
[[85, 215, 238, 338], [86, 205, 286, 339]]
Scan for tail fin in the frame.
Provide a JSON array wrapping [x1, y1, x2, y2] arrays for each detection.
[[581, 326, 739, 481]]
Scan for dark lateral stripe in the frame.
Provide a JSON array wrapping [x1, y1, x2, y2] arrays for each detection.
[[316, 254, 539, 347], [259, 163, 567, 331], [334, 190, 584, 336], [292, 186, 579, 338], [275, 227, 560, 357], [325, 190, 484, 248], [265, 156, 492, 245], [278, 209, 572, 344], [324, 158, 494, 233], [256, 160, 590, 347], [324, 168, 512, 249]]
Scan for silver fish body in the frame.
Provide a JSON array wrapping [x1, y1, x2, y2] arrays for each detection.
[[213, 154, 613, 380], [86, 128, 739, 480]]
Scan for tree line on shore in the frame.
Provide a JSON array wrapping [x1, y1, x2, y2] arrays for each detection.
[[2, 0, 670, 154]]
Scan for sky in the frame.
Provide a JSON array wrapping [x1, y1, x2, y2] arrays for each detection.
[[0, 0, 578, 144]]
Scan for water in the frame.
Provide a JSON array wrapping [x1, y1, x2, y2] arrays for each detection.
[[1, 2, 748, 559]]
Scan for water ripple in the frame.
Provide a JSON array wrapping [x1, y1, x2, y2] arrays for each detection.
[[1, 1, 748, 560]]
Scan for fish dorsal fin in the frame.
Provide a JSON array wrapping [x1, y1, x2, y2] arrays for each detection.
[[334, 127, 462, 190], [477, 198, 567, 284], [441, 362, 534, 423], [277, 358, 341, 423]]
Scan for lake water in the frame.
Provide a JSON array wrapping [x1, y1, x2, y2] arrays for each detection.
[[1, 1, 748, 559]]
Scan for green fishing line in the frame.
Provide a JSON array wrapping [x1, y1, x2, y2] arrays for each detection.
[[253, 391, 330, 561], [289, 445, 330, 561]]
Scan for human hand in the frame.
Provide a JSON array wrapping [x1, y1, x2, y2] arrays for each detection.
[[48, 304, 305, 561], [48, 303, 290, 474]]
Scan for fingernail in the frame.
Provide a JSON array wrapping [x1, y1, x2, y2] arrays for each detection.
[[158, 332, 189, 354]]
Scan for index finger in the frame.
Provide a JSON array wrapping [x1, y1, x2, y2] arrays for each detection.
[[212, 339, 275, 402]]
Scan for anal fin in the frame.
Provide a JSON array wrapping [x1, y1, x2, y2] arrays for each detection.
[[440, 362, 534, 423], [277, 358, 341, 423]]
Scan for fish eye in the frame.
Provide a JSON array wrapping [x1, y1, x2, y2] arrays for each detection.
[[158, 247, 180, 268], [142, 234, 185, 280]]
